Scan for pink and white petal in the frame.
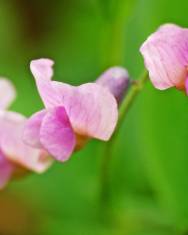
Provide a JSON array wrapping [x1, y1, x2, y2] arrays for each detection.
[[0, 110, 26, 128], [30, 58, 54, 81], [40, 106, 76, 162], [0, 111, 52, 173], [30, 59, 61, 108], [52, 82, 118, 141], [75, 83, 118, 140], [140, 23, 188, 90], [0, 79, 16, 110], [140, 43, 173, 89], [23, 109, 47, 148], [0, 149, 14, 189]]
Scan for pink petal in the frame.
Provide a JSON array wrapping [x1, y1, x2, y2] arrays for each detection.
[[40, 106, 76, 162], [0, 79, 16, 110], [96, 67, 130, 104], [23, 109, 47, 148], [0, 111, 52, 173], [140, 23, 188, 90], [52, 82, 118, 141], [30, 59, 61, 108], [185, 76, 188, 95], [30, 58, 54, 81], [0, 149, 14, 189]]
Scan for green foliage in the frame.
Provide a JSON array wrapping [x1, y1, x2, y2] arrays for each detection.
[[0, 0, 188, 234]]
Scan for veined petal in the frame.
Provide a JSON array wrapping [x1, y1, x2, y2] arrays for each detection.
[[0, 149, 14, 189], [23, 109, 47, 148], [0, 111, 52, 173], [52, 82, 118, 141], [40, 106, 76, 162], [30, 59, 61, 108], [140, 23, 188, 90], [0, 79, 16, 110]]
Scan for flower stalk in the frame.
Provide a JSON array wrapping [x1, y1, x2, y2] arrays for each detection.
[[100, 70, 148, 204]]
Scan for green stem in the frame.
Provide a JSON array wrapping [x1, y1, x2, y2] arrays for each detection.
[[100, 70, 149, 204], [118, 70, 148, 129]]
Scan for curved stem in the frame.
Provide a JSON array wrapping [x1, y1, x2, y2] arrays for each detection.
[[118, 70, 148, 128], [100, 70, 148, 204]]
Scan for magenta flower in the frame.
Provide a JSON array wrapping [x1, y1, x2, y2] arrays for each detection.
[[23, 59, 119, 162], [0, 79, 52, 189], [140, 23, 188, 92]]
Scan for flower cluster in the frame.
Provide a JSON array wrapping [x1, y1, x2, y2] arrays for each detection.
[[0, 60, 129, 188], [0, 22, 186, 188]]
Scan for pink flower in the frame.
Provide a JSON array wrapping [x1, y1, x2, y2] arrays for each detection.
[[0, 79, 52, 189], [23, 59, 118, 162], [96, 67, 130, 104], [140, 23, 188, 92]]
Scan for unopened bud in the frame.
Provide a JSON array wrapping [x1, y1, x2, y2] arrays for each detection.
[[96, 67, 130, 104]]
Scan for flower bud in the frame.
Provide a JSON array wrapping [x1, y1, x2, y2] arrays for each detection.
[[96, 67, 130, 104]]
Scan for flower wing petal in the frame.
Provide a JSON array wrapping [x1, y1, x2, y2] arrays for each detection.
[[40, 106, 76, 162], [23, 109, 47, 148]]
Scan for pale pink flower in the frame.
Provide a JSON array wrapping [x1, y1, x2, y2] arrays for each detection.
[[0, 79, 52, 189], [140, 23, 188, 92], [23, 59, 119, 162]]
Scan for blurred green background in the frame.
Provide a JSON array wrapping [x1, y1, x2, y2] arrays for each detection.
[[1, 0, 188, 234]]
